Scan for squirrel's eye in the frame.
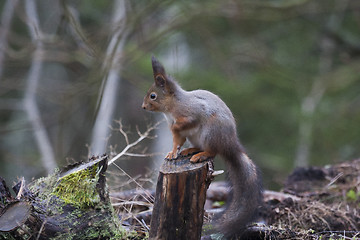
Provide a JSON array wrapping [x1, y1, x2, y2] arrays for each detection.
[[150, 92, 157, 100]]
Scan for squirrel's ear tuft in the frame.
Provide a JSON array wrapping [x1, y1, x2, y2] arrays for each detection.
[[152, 56, 166, 76], [152, 56, 166, 87]]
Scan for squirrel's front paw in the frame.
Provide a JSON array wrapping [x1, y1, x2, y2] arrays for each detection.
[[165, 151, 178, 160]]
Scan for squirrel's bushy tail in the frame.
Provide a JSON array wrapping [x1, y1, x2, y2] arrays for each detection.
[[217, 142, 263, 238]]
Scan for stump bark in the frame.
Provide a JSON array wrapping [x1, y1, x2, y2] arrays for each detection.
[[149, 154, 214, 240]]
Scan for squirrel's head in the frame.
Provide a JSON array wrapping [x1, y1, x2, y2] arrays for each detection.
[[142, 56, 178, 112]]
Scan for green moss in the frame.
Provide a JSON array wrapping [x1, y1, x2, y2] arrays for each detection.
[[346, 189, 359, 202], [27, 161, 140, 239], [212, 201, 225, 208], [49, 212, 130, 240], [29, 169, 59, 197], [52, 165, 102, 208], [28, 169, 66, 216]]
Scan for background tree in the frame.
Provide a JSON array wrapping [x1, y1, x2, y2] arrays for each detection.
[[0, 0, 359, 190]]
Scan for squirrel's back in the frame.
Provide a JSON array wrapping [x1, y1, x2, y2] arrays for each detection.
[[181, 90, 238, 153], [187, 89, 234, 122]]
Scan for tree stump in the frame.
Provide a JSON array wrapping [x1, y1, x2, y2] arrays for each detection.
[[0, 155, 126, 240], [149, 154, 214, 240]]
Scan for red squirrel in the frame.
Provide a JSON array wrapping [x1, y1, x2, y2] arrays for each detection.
[[142, 56, 263, 238]]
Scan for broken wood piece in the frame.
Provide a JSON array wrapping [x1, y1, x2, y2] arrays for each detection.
[[0, 201, 31, 232]]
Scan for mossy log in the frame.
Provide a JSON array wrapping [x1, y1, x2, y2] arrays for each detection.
[[149, 154, 214, 240], [0, 155, 125, 240]]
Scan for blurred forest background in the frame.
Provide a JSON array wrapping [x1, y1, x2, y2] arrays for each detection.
[[0, 0, 359, 190]]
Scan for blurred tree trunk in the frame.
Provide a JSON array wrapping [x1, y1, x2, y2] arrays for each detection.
[[294, 1, 348, 167], [90, 0, 129, 155], [23, 0, 57, 173]]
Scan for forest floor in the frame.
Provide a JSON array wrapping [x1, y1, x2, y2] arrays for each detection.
[[112, 159, 360, 239], [259, 158, 360, 239]]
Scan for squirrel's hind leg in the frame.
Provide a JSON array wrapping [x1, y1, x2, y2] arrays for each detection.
[[179, 148, 201, 157], [190, 151, 215, 163]]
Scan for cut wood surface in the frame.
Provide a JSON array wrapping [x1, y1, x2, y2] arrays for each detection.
[[0, 201, 31, 232]]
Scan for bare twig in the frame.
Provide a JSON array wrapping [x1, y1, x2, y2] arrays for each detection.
[[111, 162, 155, 202], [326, 172, 344, 188], [111, 200, 152, 208], [112, 119, 130, 145], [36, 220, 47, 240], [108, 121, 162, 165], [60, 1, 96, 57], [110, 174, 142, 190], [123, 152, 162, 157], [15, 177, 25, 200], [119, 204, 150, 231]]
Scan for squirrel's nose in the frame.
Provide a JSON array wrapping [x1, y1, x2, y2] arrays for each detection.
[[141, 102, 146, 109]]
